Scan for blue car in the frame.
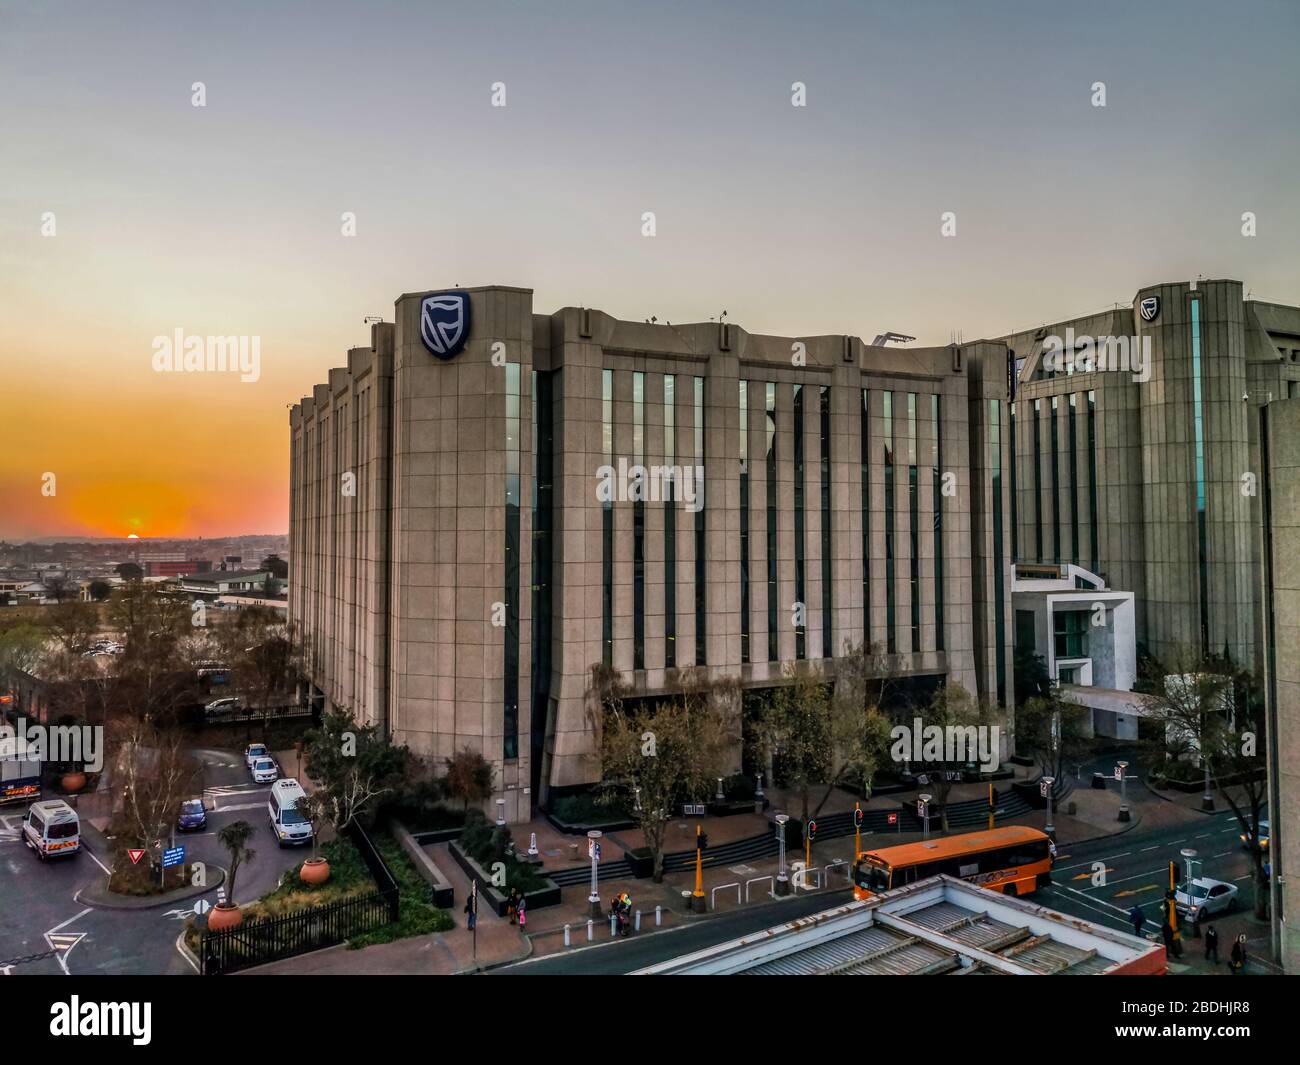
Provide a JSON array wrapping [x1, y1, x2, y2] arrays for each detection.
[[177, 798, 207, 832]]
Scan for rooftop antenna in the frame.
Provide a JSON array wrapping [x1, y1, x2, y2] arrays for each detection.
[[363, 315, 383, 325], [872, 331, 916, 347]]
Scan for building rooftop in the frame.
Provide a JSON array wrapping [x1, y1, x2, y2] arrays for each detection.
[[635, 875, 1164, 976]]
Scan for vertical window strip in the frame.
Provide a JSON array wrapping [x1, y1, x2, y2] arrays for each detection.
[[990, 398, 1006, 706], [1050, 395, 1061, 563], [694, 377, 706, 665], [908, 393, 919, 652], [793, 383, 806, 659], [739, 380, 750, 664], [766, 382, 778, 662], [884, 391, 896, 655], [633, 371, 645, 671], [504, 363, 521, 760], [861, 389, 871, 645], [664, 374, 676, 668], [1033, 398, 1043, 561], [932, 393, 944, 652], [1087, 389, 1098, 571], [820, 385, 832, 659], [1191, 299, 1208, 654], [602, 369, 613, 666], [1068, 393, 1079, 565]]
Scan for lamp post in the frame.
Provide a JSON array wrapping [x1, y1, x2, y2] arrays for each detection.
[[1181, 847, 1201, 938], [918, 794, 932, 841], [586, 830, 602, 919], [1116, 761, 1130, 822], [1201, 761, 1215, 813], [775, 814, 790, 896], [1042, 776, 1056, 837]]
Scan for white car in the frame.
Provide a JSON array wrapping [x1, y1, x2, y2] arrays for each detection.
[[250, 756, 279, 784], [244, 743, 269, 769], [204, 697, 240, 717], [1175, 877, 1238, 922]]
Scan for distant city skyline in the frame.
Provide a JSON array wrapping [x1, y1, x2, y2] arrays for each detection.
[[3, 0, 1297, 539]]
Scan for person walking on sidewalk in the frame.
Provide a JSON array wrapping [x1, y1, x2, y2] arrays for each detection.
[[1204, 924, 1219, 964], [1230, 934, 1247, 974], [464, 892, 477, 931], [1129, 904, 1146, 938], [507, 888, 519, 925], [516, 894, 527, 931]]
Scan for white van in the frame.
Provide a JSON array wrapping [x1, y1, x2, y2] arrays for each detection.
[[268, 778, 312, 848], [22, 799, 81, 860]]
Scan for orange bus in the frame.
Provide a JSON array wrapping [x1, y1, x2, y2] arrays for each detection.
[[853, 825, 1053, 900]]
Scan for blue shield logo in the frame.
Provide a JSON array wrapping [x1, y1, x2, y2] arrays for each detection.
[[420, 291, 471, 360], [1139, 295, 1160, 323]]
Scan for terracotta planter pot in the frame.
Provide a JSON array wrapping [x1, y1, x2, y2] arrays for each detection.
[[300, 858, 330, 885], [207, 904, 243, 931], [60, 771, 86, 794]]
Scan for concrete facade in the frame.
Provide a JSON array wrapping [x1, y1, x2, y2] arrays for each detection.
[[1002, 280, 1300, 673], [289, 287, 1016, 819]]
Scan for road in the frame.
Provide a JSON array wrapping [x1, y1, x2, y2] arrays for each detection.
[[495, 889, 856, 975], [0, 744, 307, 976], [1038, 812, 1261, 938]]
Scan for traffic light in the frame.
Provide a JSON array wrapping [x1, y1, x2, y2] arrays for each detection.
[[697, 832, 709, 852], [806, 819, 817, 842], [853, 808, 864, 829]]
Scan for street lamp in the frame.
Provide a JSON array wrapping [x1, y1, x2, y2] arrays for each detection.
[[586, 830, 603, 919], [775, 814, 790, 896], [1181, 847, 1201, 938], [918, 793, 932, 841], [1042, 776, 1056, 837], [1116, 761, 1130, 823]]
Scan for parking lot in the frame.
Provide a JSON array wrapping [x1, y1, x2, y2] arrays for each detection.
[[0, 744, 309, 976]]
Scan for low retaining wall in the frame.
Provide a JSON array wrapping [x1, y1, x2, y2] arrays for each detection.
[[391, 820, 455, 908], [448, 840, 561, 916]]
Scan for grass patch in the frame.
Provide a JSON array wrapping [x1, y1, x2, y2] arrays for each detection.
[[347, 836, 453, 948]]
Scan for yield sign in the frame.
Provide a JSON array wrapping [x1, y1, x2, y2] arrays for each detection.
[[128, 849, 146, 865]]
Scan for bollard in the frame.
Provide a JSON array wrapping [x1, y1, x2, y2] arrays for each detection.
[[655, 905, 662, 927], [635, 909, 641, 932], [563, 924, 570, 948], [610, 913, 617, 937], [587, 918, 593, 942]]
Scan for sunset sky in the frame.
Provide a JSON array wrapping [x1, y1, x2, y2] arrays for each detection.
[[2, 0, 1297, 540]]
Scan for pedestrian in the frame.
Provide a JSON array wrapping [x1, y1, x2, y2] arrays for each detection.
[[516, 894, 527, 930], [1230, 934, 1247, 974], [1204, 924, 1219, 964], [463, 893, 476, 932], [507, 887, 519, 925], [1129, 904, 1146, 938], [1160, 919, 1176, 957], [1048, 839, 1058, 862]]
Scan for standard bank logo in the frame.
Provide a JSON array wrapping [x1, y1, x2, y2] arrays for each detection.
[[1139, 295, 1160, 323], [420, 291, 471, 360]]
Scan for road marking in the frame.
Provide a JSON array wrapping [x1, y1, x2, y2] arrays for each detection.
[[1194, 834, 1211, 840], [1141, 845, 1159, 852], [213, 801, 265, 813], [83, 844, 111, 876], [44, 908, 92, 976], [1233, 875, 1251, 882], [1072, 867, 1114, 881], [174, 932, 200, 974], [1057, 852, 1129, 872], [1113, 884, 1161, 898], [1213, 851, 1232, 859]]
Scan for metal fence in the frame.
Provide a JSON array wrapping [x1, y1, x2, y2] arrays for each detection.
[[199, 822, 398, 975]]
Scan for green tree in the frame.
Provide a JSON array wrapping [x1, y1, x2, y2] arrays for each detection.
[[598, 665, 730, 882], [1017, 690, 1090, 780], [301, 706, 408, 831], [442, 745, 494, 812], [217, 820, 255, 905], [894, 684, 995, 834], [87, 580, 112, 602]]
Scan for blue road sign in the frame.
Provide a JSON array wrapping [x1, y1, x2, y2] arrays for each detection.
[[163, 846, 185, 868]]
